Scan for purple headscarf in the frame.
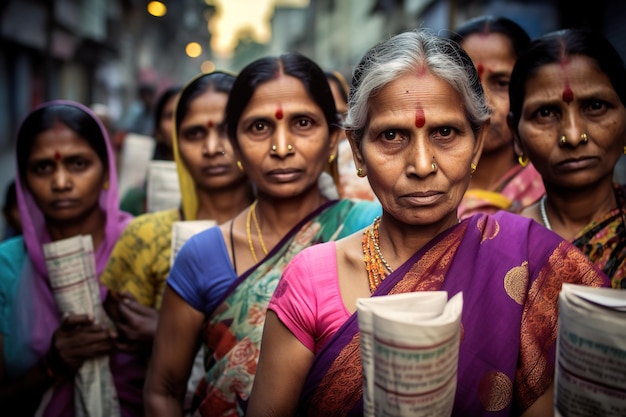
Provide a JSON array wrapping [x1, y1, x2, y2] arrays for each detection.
[[9, 100, 138, 416]]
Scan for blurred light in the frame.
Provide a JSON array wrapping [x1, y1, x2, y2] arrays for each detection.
[[147, 1, 167, 17], [186, 42, 203, 58], [201, 60, 216, 73]]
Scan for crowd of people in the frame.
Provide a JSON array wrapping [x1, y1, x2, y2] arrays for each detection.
[[0, 14, 625, 417]]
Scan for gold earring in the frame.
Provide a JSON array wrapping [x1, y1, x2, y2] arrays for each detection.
[[103, 180, 109, 190], [328, 154, 336, 164], [518, 155, 529, 167], [559, 135, 567, 146], [356, 167, 366, 177], [580, 132, 588, 143], [623, 146, 626, 155], [236, 161, 244, 171], [470, 163, 477, 174]]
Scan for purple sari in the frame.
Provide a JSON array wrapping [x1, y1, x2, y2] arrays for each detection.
[[7, 101, 143, 416], [299, 211, 609, 417]]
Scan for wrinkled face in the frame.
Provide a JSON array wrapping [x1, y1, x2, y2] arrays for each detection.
[[350, 71, 484, 226], [236, 74, 337, 198], [177, 90, 247, 192], [156, 93, 178, 148], [461, 33, 517, 154], [25, 123, 106, 223], [515, 55, 626, 190]]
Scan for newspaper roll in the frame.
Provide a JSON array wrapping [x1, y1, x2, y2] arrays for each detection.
[[555, 283, 626, 417], [146, 160, 181, 213], [43, 235, 120, 417], [170, 220, 216, 267], [357, 291, 463, 417]]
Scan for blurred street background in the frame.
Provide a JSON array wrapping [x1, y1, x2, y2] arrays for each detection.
[[1, 0, 625, 237]]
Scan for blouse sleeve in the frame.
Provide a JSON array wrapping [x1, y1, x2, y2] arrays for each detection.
[[167, 226, 237, 314]]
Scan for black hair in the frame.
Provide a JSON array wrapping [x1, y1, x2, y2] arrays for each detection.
[[509, 28, 626, 131], [153, 86, 182, 134], [450, 16, 530, 58], [175, 72, 236, 133], [16, 104, 108, 179], [325, 71, 349, 105], [225, 53, 339, 147]]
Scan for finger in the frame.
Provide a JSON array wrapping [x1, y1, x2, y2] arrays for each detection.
[[118, 298, 153, 318], [119, 291, 138, 302]]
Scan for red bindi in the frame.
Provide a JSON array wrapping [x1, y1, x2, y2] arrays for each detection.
[[207, 120, 214, 128], [476, 64, 485, 80], [275, 107, 284, 120], [415, 106, 425, 128], [54, 151, 61, 161], [559, 56, 573, 104]]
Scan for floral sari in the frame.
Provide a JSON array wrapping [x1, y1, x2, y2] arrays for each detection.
[[299, 211, 608, 417], [193, 199, 380, 417], [572, 184, 626, 289]]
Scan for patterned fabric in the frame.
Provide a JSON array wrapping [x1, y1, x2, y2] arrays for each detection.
[[100, 208, 180, 308], [298, 211, 608, 417], [458, 163, 544, 219], [193, 199, 380, 417], [572, 184, 626, 289]]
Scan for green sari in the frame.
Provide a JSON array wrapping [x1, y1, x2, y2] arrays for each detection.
[[193, 199, 380, 417]]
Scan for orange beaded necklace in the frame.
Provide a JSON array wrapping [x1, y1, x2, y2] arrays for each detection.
[[362, 216, 394, 293]]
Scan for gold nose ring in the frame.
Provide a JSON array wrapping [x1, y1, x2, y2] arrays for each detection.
[[287, 144, 293, 151], [271, 145, 277, 152], [559, 135, 567, 146], [431, 157, 438, 172], [581, 132, 588, 143]]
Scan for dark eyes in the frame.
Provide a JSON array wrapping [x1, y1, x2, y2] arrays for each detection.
[[29, 158, 91, 175]]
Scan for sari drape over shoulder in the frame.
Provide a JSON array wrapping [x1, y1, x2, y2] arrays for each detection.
[[572, 184, 626, 289], [299, 211, 609, 417], [193, 199, 380, 417]]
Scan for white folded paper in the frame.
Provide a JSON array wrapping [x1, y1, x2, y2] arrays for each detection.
[[170, 220, 216, 267], [117, 133, 156, 200], [43, 235, 120, 417], [555, 283, 626, 417], [146, 160, 181, 213], [357, 291, 463, 417]]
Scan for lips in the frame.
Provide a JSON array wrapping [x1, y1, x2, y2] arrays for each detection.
[[51, 199, 79, 209], [401, 191, 443, 205], [266, 168, 303, 182], [555, 156, 599, 173], [201, 164, 231, 175]]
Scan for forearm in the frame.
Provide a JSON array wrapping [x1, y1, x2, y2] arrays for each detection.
[[144, 387, 185, 417]]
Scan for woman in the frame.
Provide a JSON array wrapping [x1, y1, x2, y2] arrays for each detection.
[[247, 30, 609, 417], [450, 16, 544, 218], [326, 71, 377, 201], [101, 71, 252, 342], [144, 53, 380, 417], [120, 85, 182, 215], [509, 29, 626, 289], [0, 101, 142, 416]]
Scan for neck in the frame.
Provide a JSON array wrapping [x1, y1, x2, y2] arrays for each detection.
[[543, 178, 617, 241], [254, 186, 327, 241], [469, 147, 517, 190], [195, 181, 254, 224], [46, 208, 107, 248]]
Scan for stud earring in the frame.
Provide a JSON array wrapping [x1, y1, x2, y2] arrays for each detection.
[[103, 180, 109, 190], [470, 163, 477, 174], [559, 135, 567, 146], [518, 155, 529, 167], [356, 167, 366, 177], [580, 133, 588, 143], [328, 154, 336, 164], [623, 146, 626, 155], [236, 161, 244, 171]]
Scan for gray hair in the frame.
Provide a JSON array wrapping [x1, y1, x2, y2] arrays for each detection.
[[345, 29, 491, 144]]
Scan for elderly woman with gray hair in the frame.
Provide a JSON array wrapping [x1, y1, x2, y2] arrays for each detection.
[[246, 30, 609, 417]]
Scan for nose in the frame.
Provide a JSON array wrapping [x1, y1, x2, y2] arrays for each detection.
[[203, 129, 226, 157], [407, 137, 436, 178], [560, 111, 587, 147], [270, 124, 295, 158], [51, 167, 71, 191]]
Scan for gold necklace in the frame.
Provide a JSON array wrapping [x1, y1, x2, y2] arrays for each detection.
[[362, 216, 393, 293], [246, 201, 268, 263]]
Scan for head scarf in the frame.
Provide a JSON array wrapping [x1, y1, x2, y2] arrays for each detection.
[[7, 100, 133, 413]]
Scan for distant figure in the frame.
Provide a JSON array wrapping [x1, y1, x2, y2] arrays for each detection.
[[450, 16, 544, 218], [2, 180, 22, 240], [121, 83, 157, 136]]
